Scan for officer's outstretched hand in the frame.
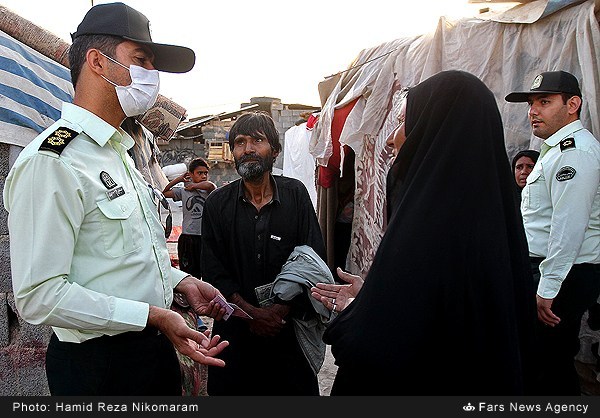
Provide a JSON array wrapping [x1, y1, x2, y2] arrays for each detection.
[[148, 306, 228, 367]]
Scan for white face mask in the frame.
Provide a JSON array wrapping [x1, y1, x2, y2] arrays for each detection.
[[100, 52, 160, 117]]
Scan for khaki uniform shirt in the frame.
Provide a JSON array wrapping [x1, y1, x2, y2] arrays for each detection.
[[3, 103, 187, 342], [521, 120, 600, 298]]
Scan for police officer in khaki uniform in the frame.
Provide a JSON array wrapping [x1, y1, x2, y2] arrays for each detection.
[[3, 2, 228, 395], [506, 70, 600, 395]]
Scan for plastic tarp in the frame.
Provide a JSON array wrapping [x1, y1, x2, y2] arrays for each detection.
[[484, 0, 588, 23], [283, 123, 318, 209], [0, 29, 73, 147], [310, 0, 600, 277]]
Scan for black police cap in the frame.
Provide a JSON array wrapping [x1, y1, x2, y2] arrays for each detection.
[[505, 71, 582, 102], [71, 2, 195, 73]]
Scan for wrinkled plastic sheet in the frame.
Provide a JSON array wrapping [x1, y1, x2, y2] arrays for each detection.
[[310, 0, 600, 279], [312, 0, 600, 167], [482, 0, 588, 23]]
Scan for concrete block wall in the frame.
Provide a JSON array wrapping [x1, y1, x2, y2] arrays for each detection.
[[0, 143, 51, 396], [271, 107, 300, 170], [158, 131, 240, 187]]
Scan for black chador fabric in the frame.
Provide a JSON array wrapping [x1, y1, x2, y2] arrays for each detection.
[[324, 71, 536, 395]]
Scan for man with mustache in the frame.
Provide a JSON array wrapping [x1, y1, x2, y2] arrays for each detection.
[[201, 111, 327, 395], [506, 70, 600, 394]]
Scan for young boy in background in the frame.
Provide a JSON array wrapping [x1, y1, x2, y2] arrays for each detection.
[[163, 157, 216, 280]]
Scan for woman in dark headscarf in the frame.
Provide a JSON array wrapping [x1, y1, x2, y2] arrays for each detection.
[[322, 70, 536, 395], [512, 149, 540, 193]]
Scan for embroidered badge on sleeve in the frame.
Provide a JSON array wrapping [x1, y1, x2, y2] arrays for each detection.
[[556, 166, 576, 182]]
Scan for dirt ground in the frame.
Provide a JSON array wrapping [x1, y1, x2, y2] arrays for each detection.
[[318, 345, 338, 396]]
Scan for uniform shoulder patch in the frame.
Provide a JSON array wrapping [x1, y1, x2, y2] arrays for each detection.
[[39, 127, 79, 155], [559, 137, 575, 152], [556, 166, 576, 182]]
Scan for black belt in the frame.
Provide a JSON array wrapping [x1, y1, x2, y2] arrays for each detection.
[[107, 326, 161, 340], [571, 263, 600, 271], [140, 325, 161, 336], [67, 326, 162, 346]]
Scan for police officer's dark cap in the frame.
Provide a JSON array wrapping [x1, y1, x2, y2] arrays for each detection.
[[71, 2, 195, 73], [505, 71, 582, 102]]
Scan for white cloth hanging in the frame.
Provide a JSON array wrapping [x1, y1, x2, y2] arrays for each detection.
[[283, 123, 317, 209]]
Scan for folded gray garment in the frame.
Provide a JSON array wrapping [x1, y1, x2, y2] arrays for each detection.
[[272, 245, 336, 375]]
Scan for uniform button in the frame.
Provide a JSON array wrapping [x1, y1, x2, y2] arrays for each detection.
[[257, 254, 261, 259], [254, 215, 259, 220], [258, 235, 261, 240]]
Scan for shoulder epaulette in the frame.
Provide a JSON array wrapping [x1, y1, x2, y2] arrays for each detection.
[[38, 127, 79, 155], [559, 137, 576, 152]]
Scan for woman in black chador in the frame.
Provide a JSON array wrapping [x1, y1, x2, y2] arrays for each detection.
[[323, 70, 536, 395]]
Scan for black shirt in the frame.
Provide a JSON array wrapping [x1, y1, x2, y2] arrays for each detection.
[[201, 174, 326, 304]]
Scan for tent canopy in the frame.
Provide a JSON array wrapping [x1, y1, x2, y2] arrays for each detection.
[[310, 0, 600, 277]]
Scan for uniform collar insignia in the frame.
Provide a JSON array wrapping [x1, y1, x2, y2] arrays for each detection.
[[559, 137, 575, 152], [39, 127, 78, 155]]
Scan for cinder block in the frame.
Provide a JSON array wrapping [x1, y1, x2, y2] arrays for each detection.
[[9, 145, 23, 168], [6, 294, 52, 348], [14, 349, 50, 395], [0, 293, 7, 347], [0, 237, 10, 293], [0, 349, 20, 395], [0, 306, 50, 396], [1, 145, 24, 237], [0, 348, 49, 395], [0, 182, 7, 235], [0, 144, 9, 177]]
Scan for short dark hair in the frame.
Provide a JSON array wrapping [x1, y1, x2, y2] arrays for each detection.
[[560, 93, 582, 118], [227, 111, 281, 154], [68, 34, 122, 88], [188, 157, 209, 173]]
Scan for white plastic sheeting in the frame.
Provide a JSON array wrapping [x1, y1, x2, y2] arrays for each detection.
[[485, 0, 588, 23], [0, 29, 73, 147], [310, 0, 600, 279], [283, 123, 318, 209], [312, 0, 600, 169]]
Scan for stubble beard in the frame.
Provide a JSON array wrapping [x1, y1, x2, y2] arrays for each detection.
[[235, 154, 274, 182]]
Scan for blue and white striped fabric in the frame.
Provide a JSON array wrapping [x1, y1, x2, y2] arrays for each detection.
[[0, 29, 73, 147]]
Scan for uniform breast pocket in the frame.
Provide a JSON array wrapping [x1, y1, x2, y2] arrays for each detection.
[[522, 170, 543, 211], [96, 193, 143, 257]]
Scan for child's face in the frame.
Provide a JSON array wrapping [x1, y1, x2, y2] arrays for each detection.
[[189, 166, 209, 183]]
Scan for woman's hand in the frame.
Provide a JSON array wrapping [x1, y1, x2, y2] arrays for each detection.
[[311, 267, 364, 312]]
